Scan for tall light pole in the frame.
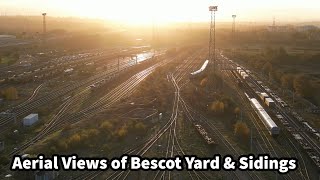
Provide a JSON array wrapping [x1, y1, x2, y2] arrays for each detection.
[[207, 5, 218, 92], [209, 5, 218, 74], [232, 15, 236, 35], [232, 15, 236, 57], [42, 13, 47, 40]]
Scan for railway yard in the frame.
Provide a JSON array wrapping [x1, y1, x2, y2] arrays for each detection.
[[0, 45, 319, 180]]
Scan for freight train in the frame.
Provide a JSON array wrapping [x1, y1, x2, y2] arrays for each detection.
[[195, 124, 216, 145]]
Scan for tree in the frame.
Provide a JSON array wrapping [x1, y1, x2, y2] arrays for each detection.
[[234, 121, 250, 143], [234, 107, 241, 118], [117, 125, 128, 138], [210, 101, 225, 114], [135, 122, 146, 131], [3, 87, 18, 100], [200, 77, 208, 87], [100, 121, 114, 132], [262, 62, 273, 74], [68, 134, 81, 148], [218, 102, 225, 113], [134, 122, 147, 135], [293, 75, 313, 98], [280, 74, 294, 90], [57, 140, 69, 151]]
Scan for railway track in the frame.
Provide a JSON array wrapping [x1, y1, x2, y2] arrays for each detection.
[[0, 50, 154, 128], [72, 48, 261, 180], [104, 49, 204, 180], [10, 89, 87, 155], [72, 49, 203, 180], [105, 48, 261, 180], [246, 74, 311, 180], [220, 53, 309, 180], [16, 83, 45, 108], [180, 96, 266, 180], [10, 53, 168, 155], [233, 58, 312, 179]]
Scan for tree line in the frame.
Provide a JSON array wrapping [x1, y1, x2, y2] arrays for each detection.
[[228, 47, 320, 105]]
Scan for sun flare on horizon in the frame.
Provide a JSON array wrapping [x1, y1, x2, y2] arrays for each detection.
[[55, 0, 210, 25], [2, 0, 320, 23]]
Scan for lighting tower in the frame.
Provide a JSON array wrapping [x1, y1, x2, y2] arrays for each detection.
[[206, 5, 218, 93], [208, 5, 218, 73], [232, 15, 236, 34], [42, 13, 47, 39], [272, 17, 276, 32], [232, 15, 236, 57]]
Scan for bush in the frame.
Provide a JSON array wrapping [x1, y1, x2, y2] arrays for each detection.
[[68, 133, 81, 148], [117, 125, 128, 138], [209, 101, 225, 114], [234, 121, 250, 144], [100, 121, 114, 132], [2, 87, 18, 100], [134, 122, 147, 135], [56, 140, 69, 152], [234, 107, 240, 118]]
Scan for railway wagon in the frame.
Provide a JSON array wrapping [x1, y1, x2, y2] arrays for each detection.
[[195, 124, 216, 145], [259, 92, 269, 102], [250, 98, 280, 136], [236, 66, 249, 80], [190, 60, 209, 78], [265, 98, 275, 108]]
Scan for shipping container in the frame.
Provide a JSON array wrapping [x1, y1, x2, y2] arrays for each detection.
[[265, 98, 275, 108], [260, 92, 269, 102]]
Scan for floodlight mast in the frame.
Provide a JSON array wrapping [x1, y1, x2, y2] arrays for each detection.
[[232, 15, 236, 56], [209, 6, 217, 75], [206, 5, 218, 93], [232, 15, 236, 34], [42, 13, 47, 40]]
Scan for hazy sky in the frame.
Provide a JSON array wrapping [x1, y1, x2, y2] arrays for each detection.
[[1, 0, 319, 24]]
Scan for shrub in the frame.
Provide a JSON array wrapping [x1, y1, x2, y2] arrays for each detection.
[[234, 121, 250, 144]]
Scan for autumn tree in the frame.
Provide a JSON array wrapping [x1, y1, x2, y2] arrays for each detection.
[[117, 125, 128, 138], [100, 121, 114, 132], [210, 101, 225, 114], [68, 133, 81, 148], [293, 75, 313, 98], [3, 87, 18, 100], [234, 107, 241, 118], [281, 74, 294, 90], [200, 77, 208, 87], [134, 122, 147, 135], [262, 62, 273, 74], [234, 121, 250, 143]]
